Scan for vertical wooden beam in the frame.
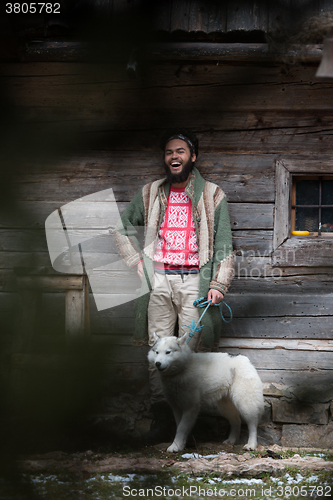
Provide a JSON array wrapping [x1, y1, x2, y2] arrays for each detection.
[[171, 0, 190, 32], [14, 289, 41, 352], [227, 0, 268, 32], [273, 160, 291, 250], [188, 0, 225, 33], [84, 275, 91, 336], [65, 289, 85, 338], [153, 0, 172, 33], [268, 0, 293, 32], [11, 288, 41, 409]]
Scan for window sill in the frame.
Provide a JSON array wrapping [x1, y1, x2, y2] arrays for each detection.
[[272, 237, 333, 267]]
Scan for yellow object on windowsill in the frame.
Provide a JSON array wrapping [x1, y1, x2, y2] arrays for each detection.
[[292, 231, 310, 236]]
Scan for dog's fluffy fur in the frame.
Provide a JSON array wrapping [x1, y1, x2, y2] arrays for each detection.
[[148, 333, 264, 452]]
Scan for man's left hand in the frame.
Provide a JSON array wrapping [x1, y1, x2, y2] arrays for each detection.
[[208, 289, 224, 305]]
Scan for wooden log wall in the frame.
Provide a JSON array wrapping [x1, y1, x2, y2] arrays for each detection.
[[1, 58, 333, 401]]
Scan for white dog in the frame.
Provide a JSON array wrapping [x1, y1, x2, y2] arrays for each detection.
[[148, 333, 264, 453]]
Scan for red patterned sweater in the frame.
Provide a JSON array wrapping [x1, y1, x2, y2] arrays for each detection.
[[154, 186, 199, 269]]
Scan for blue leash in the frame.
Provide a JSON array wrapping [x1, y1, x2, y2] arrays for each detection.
[[182, 296, 233, 345]]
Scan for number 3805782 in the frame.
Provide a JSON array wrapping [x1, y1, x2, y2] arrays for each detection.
[[6, 3, 60, 14]]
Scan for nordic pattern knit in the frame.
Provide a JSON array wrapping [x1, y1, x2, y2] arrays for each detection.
[[114, 167, 235, 350], [154, 186, 199, 267]]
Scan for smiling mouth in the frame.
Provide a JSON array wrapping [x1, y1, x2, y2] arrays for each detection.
[[170, 161, 182, 169]]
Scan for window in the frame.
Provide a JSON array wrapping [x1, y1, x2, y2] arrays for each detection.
[[292, 176, 333, 236], [272, 161, 333, 267]]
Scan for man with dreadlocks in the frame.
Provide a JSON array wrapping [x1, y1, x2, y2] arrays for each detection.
[[115, 129, 234, 443]]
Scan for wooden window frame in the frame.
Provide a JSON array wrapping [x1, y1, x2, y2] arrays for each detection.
[[272, 160, 333, 267], [291, 175, 333, 236]]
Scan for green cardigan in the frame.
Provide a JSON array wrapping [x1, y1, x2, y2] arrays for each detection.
[[115, 168, 234, 350]]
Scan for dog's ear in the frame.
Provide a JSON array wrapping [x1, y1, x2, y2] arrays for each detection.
[[153, 332, 160, 343], [177, 332, 188, 346]]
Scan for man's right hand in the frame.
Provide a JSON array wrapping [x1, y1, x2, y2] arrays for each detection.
[[137, 261, 143, 280]]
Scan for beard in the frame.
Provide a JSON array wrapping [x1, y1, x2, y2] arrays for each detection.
[[164, 157, 195, 184]]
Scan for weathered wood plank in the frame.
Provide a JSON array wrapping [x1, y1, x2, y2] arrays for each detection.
[[81, 127, 333, 154], [0, 259, 309, 292], [221, 316, 333, 340], [104, 343, 333, 369], [230, 274, 333, 292], [170, 0, 190, 32], [280, 159, 333, 173], [152, 0, 172, 32], [6, 82, 333, 127], [38, 306, 333, 343], [232, 230, 273, 255], [230, 204, 273, 230], [3, 54, 333, 157], [268, 0, 293, 31], [258, 369, 333, 389], [101, 364, 333, 396], [13, 289, 41, 352], [90, 314, 333, 339], [16, 275, 84, 291], [65, 289, 85, 337], [88, 292, 333, 318], [11, 152, 276, 203], [6, 111, 333, 149], [0, 251, 51, 269], [4, 63, 333, 121], [273, 161, 290, 250], [277, 266, 333, 276], [0, 230, 48, 252], [228, 348, 333, 371], [3, 239, 333, 274], [188, 0, 225, 33], [0, 61, 328, 92], [0, 258, 332, 295], [273, 238, 333, 267], [218, 338, 333, 351], [0, 217, 274, 261], [140, 43, 323, 63], [0, 204, 273, 260], [102, 364, 333, 397], [227, 0, 268, 32], [234, 256, 278, 278], [225, 293, 333, 317], [188, 0, 209, 32]]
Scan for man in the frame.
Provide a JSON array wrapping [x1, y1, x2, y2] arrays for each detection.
[[115, 129, 234, 442]]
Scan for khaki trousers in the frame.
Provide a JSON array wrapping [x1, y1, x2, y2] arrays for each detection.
[[148, 271, 200, 404]]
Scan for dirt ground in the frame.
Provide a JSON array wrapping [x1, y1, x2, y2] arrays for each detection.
[[0, 443, 330, 500], [19, 443, 333, 476]]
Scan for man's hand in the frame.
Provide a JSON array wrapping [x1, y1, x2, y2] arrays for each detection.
[[136, 260, 143, 280], [208, 288, 224, 305]]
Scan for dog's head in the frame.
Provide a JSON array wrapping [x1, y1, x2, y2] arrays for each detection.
[[148, 333, 191, 376]]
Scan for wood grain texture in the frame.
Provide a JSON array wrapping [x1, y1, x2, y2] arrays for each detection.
[[2, 62, 333, 154], [65, 289, 86, 337], [273, 161, 290, 250], [273, 237, 333, 267], [11, 153, 276, 203], [2, 54, 333, 391], [227, 1, 268, 32]]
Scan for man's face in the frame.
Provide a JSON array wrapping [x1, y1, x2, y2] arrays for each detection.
[[164, 139, 196, 184]]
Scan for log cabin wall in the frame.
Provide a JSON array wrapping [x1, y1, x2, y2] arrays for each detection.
[[1, 1, 333, 446]]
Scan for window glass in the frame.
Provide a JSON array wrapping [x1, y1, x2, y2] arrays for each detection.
[[295, 180, 319, 205], [321, 208, 333, 233], [322, 180, 333, 205], [293, 176, 333, 235], [295, 207, 319, 232]]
